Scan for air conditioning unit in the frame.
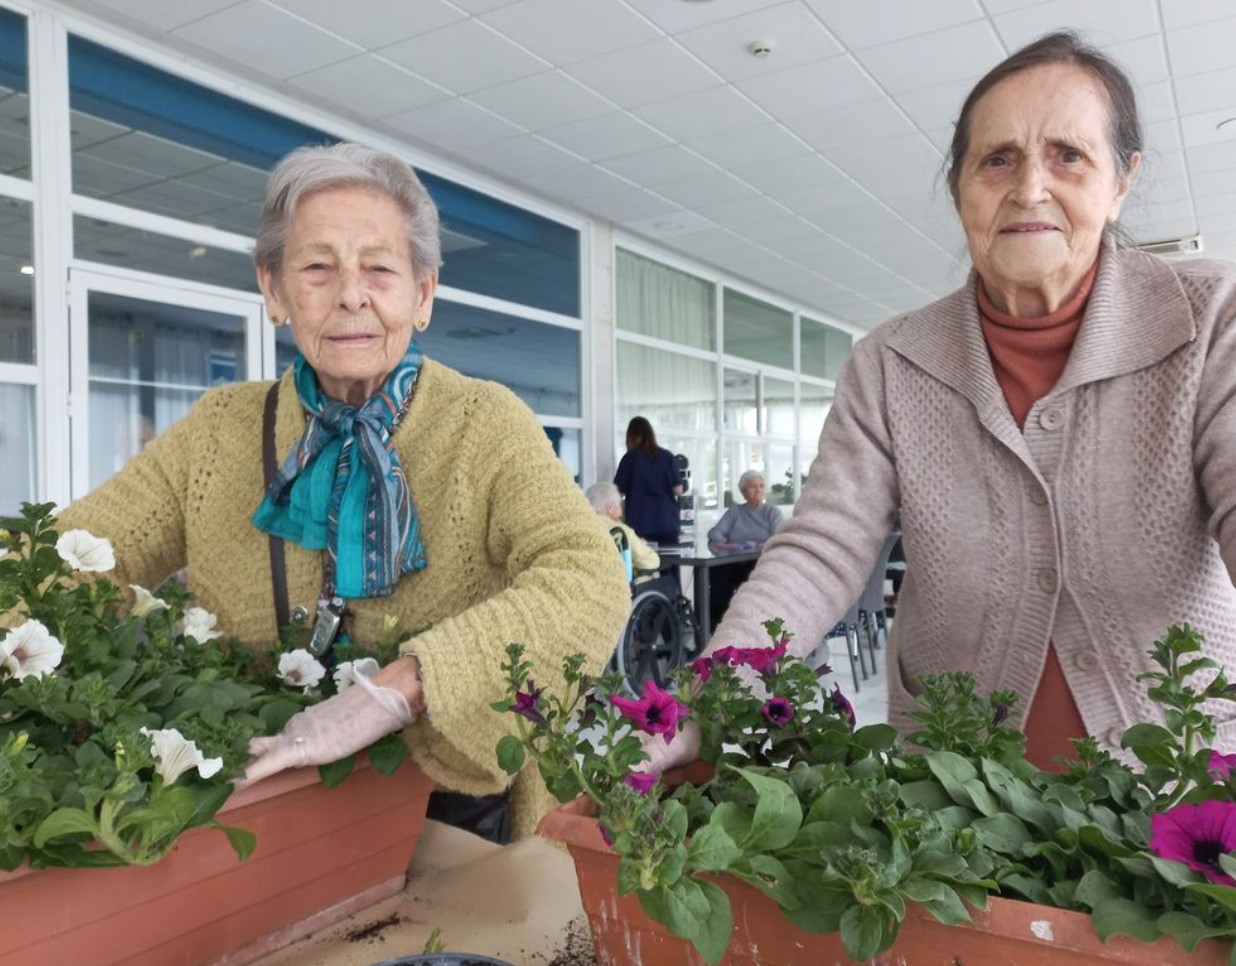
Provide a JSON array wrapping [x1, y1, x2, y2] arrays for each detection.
[[1135, 233, 1205, 257]]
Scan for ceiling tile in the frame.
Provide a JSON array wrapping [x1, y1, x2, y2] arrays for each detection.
[[68, 111, 129, 152], [731, 153, 845, 193], [685, 123, 811, 170], [693, 195, 794, 226], [470, 71, 615, 131], [378, 19, 546, 94], [582, 187, 681, 223], [788, 98, 918, 153], [737, 55, 883, 117], [802, 0, 983, 50], [177, 162, 269, 201], [1144, 116, 1183, 153], [1166, 16, 1236, 79], [893, 78, 973, 133], [268, 0, 463, 49], [449, 0, 519, 11], [84, 0, 243, 31], [1187, 140, 1236, 175], [463, 134, 583, 180], [174, 1, 358, 79], [993, 0, 1158, 51], [652, 171, 761, 207], [1161, 0, 1234, 31], [539, 112, 672, 162], [81, 131, 220, 177], [1173, 67, 1236, 117], [1103, 34, 1169, 85], [1191, 168, 1236, 197], [481, 0, 660, 66], [854, 21, 1004, 94], [633, 86, 770, 141], [974, 0, 1050, 11], [382, 97, 523, 150], [622, 0, 785, 35], [289, 55, 448, 118], [1179, 107, 1236, 149], [740, 216, 828, 244], [72, 153, 162, 197], [564, 38, 721, 110], [676, 2, 842, 81], [775, 176, 873, 214], [602, 145, 719, 187], [670, 226, 752, 255], [519, 160, 637, 199], [1135, 79, 1177, 123], [620, 210, 720, 238]]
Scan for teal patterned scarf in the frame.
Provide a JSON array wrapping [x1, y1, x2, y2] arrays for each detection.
[[252, 343, 427, 598]]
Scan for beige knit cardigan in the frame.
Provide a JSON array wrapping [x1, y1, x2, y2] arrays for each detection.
[[59, 359, 631, 838], [715, 242, 1236, 750]]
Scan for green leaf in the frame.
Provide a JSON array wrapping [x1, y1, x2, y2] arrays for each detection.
[[735, 767, 803, 852], [1156, 911, 1233, 952], [898, 779, 953, 812], [1149, 854, 1204, 888], [496, 735, 525, 776], [839, 902, 888, 963], [783, 880, 849, 934], [1091, 898, 1162, 944], [971, 813, 1033, 855], [220, 824, 257, 861], [806, 783, 873, 827], [1188, 883, 1236, 915], [686, 824, 741, 872], [318, 755, 356, 789], [368, 733, 409, 775], [902, 878, 971, 925], [851, 723, 897, 752], [33, 807, 98, 847], [1072, 869, 1122, 909], [617, 856, 644, 895], [733, 854, 799, 909], [692, 879, 733, 965], [709, 801, 752, 846], [663, 877, 711, 943]]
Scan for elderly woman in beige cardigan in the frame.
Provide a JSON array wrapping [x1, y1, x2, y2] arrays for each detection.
[[57, 143, 629, 839], [646, 31, 1236, 774]]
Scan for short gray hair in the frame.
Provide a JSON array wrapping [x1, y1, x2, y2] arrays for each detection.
[[738, 470, 765, 496], [585, 481, 621, 514], [253, 142, 442, 280]]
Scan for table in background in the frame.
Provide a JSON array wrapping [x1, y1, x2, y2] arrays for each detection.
[[659, 544, 761, 643]]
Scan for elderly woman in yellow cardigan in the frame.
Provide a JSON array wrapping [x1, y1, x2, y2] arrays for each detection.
[[56, 143, 630, 840]]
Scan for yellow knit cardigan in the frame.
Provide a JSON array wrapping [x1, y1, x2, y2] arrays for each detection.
[[59, 360, 631, 838]]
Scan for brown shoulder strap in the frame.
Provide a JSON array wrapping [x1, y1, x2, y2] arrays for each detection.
[[262, 381, 289, 632]]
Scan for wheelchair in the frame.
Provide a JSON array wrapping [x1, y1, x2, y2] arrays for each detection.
[[608, 528, 704, 692]]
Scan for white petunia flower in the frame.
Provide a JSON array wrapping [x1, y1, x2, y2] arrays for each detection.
[[177, 607, 222, 643], [333, 657, 380, 692], [139, 726, 224, 784], [130, 585, 169, 619], [278, 649, 326, 692], [0, 619, 65, 681], [55, 529, 115, 573]]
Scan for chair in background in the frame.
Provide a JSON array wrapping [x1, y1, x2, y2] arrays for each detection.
[[818, 601, 865, 693], [857, 531, 900, 669]]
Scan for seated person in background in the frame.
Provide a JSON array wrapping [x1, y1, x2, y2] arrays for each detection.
[[707, 470, 783, 551], [586, 482, 660, 585]]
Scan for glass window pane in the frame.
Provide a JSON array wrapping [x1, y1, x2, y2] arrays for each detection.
[[799, 383, 834, 448], [722, 368, 756, 433], [0, 197, 33, 364], [87, 292, 246, 491], [801, 316, 853, 381], [764, 375, 795, 437], [0, 382, 34, 514], [720, 441, 795, 508], [545, 426, 580, 484], [0, 9, 29, 179], [660, 434, 717, 512], [75, 215, 259, 292], [616, 249, 715, 351], [724, 289, 792, 370], [764, 444, 796, 506], [418, 302, 580, 418], [616, 341, 716, 434]]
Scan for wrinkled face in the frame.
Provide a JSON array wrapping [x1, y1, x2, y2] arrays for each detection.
[[955, 63, 1138, 317], [258, 186, 437, 404], [741, 478, 765, 505]]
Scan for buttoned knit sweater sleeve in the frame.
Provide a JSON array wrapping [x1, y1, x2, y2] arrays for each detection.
[[58, 360, 632, 838]]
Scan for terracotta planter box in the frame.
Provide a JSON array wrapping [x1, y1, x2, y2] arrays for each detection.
[[0, 757, 432, 966], [539, 795, 1232, 965]]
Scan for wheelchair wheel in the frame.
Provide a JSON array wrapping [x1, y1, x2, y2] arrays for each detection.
[[675, 595, 705, 657], [617, 588, 684, 692]]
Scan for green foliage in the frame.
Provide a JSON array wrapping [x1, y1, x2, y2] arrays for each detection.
[[495, 616, 1236, 963], [0, 502, 404, 869]]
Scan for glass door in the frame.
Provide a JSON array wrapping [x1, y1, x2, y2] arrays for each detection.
[[67, 268, 265, 500]]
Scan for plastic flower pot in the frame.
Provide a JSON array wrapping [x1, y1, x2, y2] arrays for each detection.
[[0, 755, 433, 966], [538, 789, 1233, 966]]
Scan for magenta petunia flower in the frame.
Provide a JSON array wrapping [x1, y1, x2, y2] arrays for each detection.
[[741, 641, 788, 676], [690, 656, 714, 683], [611, 680, 690, 743], [1149, 800, 1236, 885], [711, 646, 742, 666], [1208, 751, 1236, 780], [511, 680, 547, 726], [623, 771, 658, 796], [830, 684, 856, 728], [599, 823, 615, 847], [761, 696, 794, 727]]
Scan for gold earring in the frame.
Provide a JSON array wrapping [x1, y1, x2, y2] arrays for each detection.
[[415, 318, 428, 332]]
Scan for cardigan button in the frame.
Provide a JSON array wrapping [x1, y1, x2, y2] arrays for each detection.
[[1105, 726, 1124, 749], [1074, 651, 1098, 672], [1029, 487, 1048, 506], [1037, 567, 1058, 593], [1039, 408, 1064, 431]]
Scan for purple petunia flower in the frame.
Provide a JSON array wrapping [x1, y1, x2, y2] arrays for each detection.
[[814, 662, 833, 678], [711, 645, 742, 666], [690, 656, 714, 683], [761, 696, 794, 727], [1150, 800, 1236, 885], [611, 680, 690, 744], [1209, 751, 1236, 780], [511, 680, 547, 726], [709, 642, 787, 676], [830, 684, 856, 728], [992, 703, 1010, 727], [623, 771, 658, 796], [599, 823, 615, 847]]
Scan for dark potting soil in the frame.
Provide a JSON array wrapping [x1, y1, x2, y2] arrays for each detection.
[[543, 915, 597, 966]]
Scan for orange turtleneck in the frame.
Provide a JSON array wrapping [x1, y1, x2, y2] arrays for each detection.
[[977, 260, 1099, 771]]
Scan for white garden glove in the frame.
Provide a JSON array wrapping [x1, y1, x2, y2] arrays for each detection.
[[240, 671, 414, 786], [634, 719, 701, 775]]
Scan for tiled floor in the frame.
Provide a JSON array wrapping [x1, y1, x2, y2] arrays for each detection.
[[811, 630, 890, 729]]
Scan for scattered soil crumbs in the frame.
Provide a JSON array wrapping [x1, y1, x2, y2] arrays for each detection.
[[544, 915, 597, 966], [343, 912, 406, 944]]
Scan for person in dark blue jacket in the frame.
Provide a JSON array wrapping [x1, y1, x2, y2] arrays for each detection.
[[614, 416, 682, 547]]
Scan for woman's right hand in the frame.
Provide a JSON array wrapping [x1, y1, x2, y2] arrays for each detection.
[[634, 719, 701, 774]]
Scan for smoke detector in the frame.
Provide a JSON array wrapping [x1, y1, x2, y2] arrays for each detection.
[[1135, 233, 1204, 257], [749, 38, 775, 58]]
